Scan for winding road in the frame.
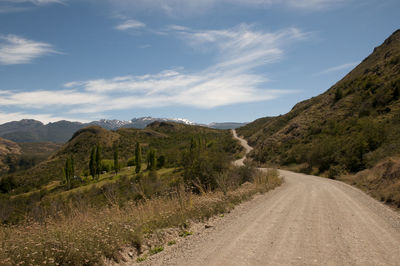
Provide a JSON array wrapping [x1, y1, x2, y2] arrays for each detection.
[[144, 130, 400, 265]]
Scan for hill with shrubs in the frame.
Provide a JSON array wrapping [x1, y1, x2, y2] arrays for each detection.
[[0, 122, 244, 222], [237, 29, 400, 206]]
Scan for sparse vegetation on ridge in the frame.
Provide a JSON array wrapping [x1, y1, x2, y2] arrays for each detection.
[[236, 29, 400, 209]]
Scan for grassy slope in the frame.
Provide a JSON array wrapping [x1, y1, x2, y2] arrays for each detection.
[[7, 122, 240, 193], [0, 122, 243, 224], [237, 29, 400, 206]]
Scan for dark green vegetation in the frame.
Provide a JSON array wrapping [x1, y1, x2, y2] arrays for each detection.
[[0, 121, 242, 223], [238, 29, 400, 206]]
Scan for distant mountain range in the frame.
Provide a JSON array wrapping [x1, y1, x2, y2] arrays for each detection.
[[0, 117, 247, 143]]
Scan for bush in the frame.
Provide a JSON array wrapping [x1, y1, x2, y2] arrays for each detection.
[[328, 165, 344, 179], [127, 156, 136, 166], [101, 160, 114, 173]]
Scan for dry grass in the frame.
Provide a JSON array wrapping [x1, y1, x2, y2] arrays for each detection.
[[0, 169, 282, 265], [340, 157, 400, 208]]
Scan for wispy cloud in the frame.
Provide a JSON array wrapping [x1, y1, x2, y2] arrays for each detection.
[[316, 61, 359, 75], [1, 0, 64, 5], [283, 0, 346, 9], [115, 19, 146, 31], [106, 0, 346, 16], [1, 25, 305, 117], [0, 0, 64, 13], [0, 34, 58, 65], [0, 111, 87, 124], [170, 24, 307, 71], [0, 89, 103, 107]]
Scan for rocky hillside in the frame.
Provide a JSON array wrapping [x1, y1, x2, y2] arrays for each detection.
[[238, 29, 400, 177]]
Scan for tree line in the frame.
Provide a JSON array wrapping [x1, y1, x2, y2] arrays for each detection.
[[63, 142, 165, 189]]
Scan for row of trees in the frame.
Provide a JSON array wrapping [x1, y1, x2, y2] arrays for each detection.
[[63, 142, 165, 189]]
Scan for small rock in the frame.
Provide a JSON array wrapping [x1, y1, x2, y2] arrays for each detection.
[[128, 251, 134, 258], [205, 225, 214, 229]]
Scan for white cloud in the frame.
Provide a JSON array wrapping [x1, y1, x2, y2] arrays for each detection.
[[1, 25, 304, 117], [316, 61, 359, 75], [171, 24, 306, 71], [0, 0, 65, 13], [0, 90, 103, 107], [0, 111, 87, 124], [284, 0, 345, 9], [115, 19, 146, 31], [66, 25, 303, 113], [0, 34, 58, 65], [1, 0, 64, 5], [105, 0, 346, 16]]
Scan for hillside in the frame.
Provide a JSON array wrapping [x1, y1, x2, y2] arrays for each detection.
[[238, 30, 400, 175], [0, 138, 21, 173], [3, 122, 240, 193]]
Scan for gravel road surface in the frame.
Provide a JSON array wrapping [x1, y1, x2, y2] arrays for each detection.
[[142, 131, 400, 265]]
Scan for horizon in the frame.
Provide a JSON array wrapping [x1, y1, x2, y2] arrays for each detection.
[[0, 116, 248, 126], [0, 0, 399, 124]]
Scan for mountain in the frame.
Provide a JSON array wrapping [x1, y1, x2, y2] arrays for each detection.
[[238, 29, 400, 175], [0, 117, 244, 143], [0, 117, 194, 143], [88, 119, 132, 130], [208, 122, 247, 130], [0, 119, 84, 143], [124, 117, 195, 129]]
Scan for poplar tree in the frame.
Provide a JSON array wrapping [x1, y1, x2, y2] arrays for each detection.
[[64, 156, 74, 189], [147, 149, 157, 170], [135, 142, 142, 173], [89, 147, 96, 179], [95, 145, 102, 179], [113, 147, 120, 174]]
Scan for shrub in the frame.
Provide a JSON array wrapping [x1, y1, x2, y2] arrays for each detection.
[[127, 156, 136, 166]]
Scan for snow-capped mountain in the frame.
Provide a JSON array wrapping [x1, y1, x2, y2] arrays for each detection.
[[0, 117, 246, 143], [89, 119, 132, 130], [128, 117, 195, 129], [89, 117, 196, 130]]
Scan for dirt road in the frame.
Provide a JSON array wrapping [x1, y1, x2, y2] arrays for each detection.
[[144, 131, 400, 265], [232, 129, 253, 166]]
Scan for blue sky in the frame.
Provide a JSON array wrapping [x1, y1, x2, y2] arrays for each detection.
[[0, 0, 399, 124]]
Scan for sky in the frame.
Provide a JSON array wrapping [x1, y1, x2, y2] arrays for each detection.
[[0, 0, 399, 124]]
